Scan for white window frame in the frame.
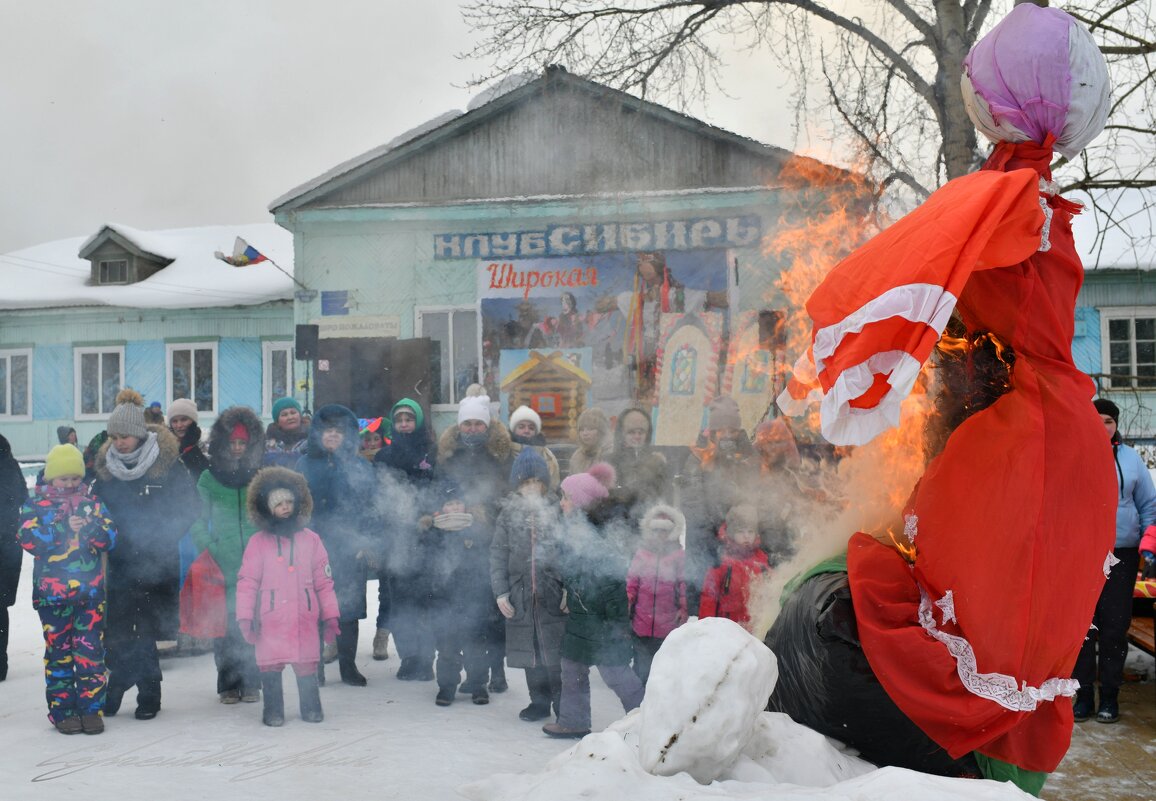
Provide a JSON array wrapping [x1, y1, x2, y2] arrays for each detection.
[[74, 345, 125, 420], [98, 258, 128, 284], [415, 305, 480, 410], [166, 341, 219, 415], [0, 348, 32, 420], [1100, 306, 1156, 391], [262, 340, 294, 418]]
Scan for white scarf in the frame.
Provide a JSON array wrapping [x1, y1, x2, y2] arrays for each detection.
[[104, 432, 161, 481]]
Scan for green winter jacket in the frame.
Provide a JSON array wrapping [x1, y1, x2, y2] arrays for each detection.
[[190, 470, 258, 610], [558, 513, 633, 666], [188, 406, 267, 611]]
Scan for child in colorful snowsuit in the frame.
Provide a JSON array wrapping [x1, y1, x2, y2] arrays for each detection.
[[697, 504, 769, 633], [626, 503, 688, 685], [236, 467, 340, 726], [19, 444, 117, 734], [545, 464, 645, 739]]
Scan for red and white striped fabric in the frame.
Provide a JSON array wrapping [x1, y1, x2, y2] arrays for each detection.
[[777, 169, 1047, 445]]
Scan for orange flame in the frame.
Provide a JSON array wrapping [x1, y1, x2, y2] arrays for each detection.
[[887, 527, 917, 564], [764, 155, 940, 547]]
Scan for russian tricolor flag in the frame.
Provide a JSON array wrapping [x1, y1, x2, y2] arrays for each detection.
[[214, 237, 268, 267]]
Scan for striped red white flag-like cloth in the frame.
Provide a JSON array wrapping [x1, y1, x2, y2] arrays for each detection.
[[776, 168, 1046, 445]]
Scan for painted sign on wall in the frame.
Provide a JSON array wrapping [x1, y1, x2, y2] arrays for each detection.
[[436, 215, 760, 260]]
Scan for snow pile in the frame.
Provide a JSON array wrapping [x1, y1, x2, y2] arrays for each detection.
[[461, 617, 1033, 801], [638, 617, 777, 781]]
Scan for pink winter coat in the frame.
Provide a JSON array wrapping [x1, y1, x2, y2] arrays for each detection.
[[236, 528, 340, 669], [627, 545, 687, 639]]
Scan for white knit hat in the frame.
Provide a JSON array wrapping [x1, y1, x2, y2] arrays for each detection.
[[167, 397, 199, 423], [457, 394, 492, 426], [509, 405, 541, 434]]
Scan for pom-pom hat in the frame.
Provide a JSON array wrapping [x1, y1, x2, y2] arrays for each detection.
[[107, 388, 148, 439], [560, 462, 616, 510]]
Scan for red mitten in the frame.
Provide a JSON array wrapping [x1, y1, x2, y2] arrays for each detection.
[[239, 619, 259, 645], [322, 618, 340, 645]]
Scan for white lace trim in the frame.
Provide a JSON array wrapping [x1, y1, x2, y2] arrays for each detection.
[[903, 513, 919, 545], [917, 584, 1079, 711], [1037, 178, 1059, 254], [1103, 551, 1120, 578]]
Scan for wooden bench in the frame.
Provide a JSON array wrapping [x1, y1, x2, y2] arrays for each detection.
[[1128, 615, 1155, 657]]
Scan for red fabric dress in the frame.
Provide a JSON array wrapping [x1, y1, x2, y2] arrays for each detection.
[[791, 141, 1116, 772]]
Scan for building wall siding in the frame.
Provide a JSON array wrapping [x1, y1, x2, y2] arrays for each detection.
[[316, 88, 786, 207]]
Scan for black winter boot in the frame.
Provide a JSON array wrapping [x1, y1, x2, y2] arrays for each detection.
[[1073, 688, 1094, 722], [337, 624, 367, 687], [297, 674, 324, 722], [261, 672, 284, 727], [1096, 688, 1120, 723], [135, 680, 161, 720]]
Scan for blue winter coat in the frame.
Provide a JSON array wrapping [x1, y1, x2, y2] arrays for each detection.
[[1108, 441, 1156, 548]]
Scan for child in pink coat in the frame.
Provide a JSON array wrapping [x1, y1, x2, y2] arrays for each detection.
[[626, 503, 687, 685], [236, 467, 340, 726]]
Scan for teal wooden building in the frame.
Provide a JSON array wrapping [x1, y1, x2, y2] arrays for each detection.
[[270, 67, 865, 442]]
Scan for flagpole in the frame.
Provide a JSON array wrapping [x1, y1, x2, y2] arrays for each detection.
[[262, 255, 310, 293]]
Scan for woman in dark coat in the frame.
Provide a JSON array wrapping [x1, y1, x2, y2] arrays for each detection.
[[0, 434, 28, 681], [374, 398, 438, 679], [296, 404, 382, 686], [438, 392, 515, 692], [264, 397, 310, 469], [92, 390, 200, 719]]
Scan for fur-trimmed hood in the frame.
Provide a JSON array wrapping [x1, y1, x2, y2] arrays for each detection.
[[640, 503, 686, 544], [247, 466, 313, 534], [437, 420, 513, 465], [305, 404, 360, 460], [208, 406, 267, 472], [94, 423, 182, 482]]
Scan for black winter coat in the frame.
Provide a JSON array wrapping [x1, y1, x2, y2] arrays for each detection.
[[0, 435, 27, 607], [93, 426, 200, 639], [297, 404, 382, 621]]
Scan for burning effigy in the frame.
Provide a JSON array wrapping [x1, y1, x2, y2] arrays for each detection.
[[768, 2, 1116, 792]]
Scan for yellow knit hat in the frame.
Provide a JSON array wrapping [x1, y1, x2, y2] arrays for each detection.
[[44, 444, 85, 481]]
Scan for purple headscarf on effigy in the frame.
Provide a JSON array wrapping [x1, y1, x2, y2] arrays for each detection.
[[961, 3, 1110, 159]]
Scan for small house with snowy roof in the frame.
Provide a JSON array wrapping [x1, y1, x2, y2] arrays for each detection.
[[0, 223, 294, 456]]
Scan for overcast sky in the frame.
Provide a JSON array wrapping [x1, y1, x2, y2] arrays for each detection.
[[0, 1, 806, 255]]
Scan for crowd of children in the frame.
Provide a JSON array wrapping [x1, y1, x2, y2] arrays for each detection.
[[7, 389, 786, 739]]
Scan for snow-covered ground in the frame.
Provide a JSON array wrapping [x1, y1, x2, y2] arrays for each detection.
[[0, 557, 1094, 800]]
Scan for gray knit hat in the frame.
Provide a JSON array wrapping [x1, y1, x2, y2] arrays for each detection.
[[107, 388, 149, 438]]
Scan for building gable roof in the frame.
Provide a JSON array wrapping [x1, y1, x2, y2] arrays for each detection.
[[78, 224, 175, 264], [270, 67, 797, 214]]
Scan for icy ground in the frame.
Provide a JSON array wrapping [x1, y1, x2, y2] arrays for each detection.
[[1, 557, 1040, 800]]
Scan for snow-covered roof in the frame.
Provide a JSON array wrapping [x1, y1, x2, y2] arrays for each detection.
[[0, 223, 294, 311]]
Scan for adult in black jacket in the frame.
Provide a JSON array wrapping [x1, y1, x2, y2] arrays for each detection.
[[374, 398, 438, 679], [297, 404, 382, 686], [436, 392, 515, 692], [93, 390, 200, 719], [0, 434, 28, 681]]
